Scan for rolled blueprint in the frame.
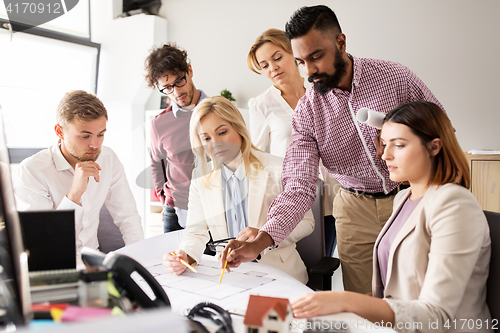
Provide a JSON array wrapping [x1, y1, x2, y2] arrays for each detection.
[[356, 107, 386, 129]]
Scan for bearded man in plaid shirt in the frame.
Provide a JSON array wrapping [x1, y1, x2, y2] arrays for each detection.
[[224, 5, 444, 294]]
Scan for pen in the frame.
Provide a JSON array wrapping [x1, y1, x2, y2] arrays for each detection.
[[170, 252, 197, 273], [219, 247, 231, 285]]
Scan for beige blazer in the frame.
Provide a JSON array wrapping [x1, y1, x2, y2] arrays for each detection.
[[373, 184, 492, 333], [180, 150, 314, 283]]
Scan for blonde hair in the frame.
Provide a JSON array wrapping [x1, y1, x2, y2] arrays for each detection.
[[189, 96, 263, 187], [247, 28, 293, 75], [56, 90, 107, 128]]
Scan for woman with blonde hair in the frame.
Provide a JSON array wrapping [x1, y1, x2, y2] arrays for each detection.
[[247, 28, 305, 157], [248, 28, 338, 255], [163, 96, 314, 283], [291, 101, 492, 332]]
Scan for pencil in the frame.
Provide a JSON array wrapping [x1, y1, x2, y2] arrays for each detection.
[[219, 247, 231, 285], [170, 252, 197, 273]]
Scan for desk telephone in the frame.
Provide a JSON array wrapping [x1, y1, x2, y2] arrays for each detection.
[[81, 249, 234, 332], [81, 249, 169, 309]]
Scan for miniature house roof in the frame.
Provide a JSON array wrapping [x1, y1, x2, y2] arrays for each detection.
[[244, 295, 290, 327]]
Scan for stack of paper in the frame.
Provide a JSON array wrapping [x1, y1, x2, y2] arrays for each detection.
[[468, 149, 500, 154]]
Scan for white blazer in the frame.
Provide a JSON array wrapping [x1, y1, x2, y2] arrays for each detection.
[[180, 150, 314, 283], [373, 184, 492, 333]]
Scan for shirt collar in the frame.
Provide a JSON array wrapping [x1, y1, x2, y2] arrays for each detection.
[[221, 162, 246, 182], [51, 143, 74, 172], [172, 89, 208, 117], [349, 54, 361, 88]]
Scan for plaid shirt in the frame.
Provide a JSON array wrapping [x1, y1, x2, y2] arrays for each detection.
[[262, 55, 444, 245]]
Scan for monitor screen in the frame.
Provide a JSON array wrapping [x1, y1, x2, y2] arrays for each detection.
[[0, 104, 32, 326], [19, 210, 76, 271]]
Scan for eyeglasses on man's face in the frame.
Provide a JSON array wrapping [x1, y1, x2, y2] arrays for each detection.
[[158, 74, 187, 95]]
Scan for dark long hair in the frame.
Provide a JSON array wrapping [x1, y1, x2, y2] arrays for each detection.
[[384, 101, 470, 189]]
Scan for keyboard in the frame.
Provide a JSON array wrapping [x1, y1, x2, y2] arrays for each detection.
[[29, 268, 79, 287]]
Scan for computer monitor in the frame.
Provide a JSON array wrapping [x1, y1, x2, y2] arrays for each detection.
[[18, 210, 76, 271], [0, 105, 32, 326]]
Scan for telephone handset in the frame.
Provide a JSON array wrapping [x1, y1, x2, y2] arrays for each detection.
[[187, 302, 234, 333], [81, 249, 233, 332], [103, 253, 170, 309], [81, 248, 170, 310]]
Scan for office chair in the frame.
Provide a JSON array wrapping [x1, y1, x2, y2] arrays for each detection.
[[97, 204, 125, 253], [484, 210, 500, 322], [296, 179, 340, 290]]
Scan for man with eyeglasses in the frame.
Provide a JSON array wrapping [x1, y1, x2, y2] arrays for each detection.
[[145, 43, 208, 232]]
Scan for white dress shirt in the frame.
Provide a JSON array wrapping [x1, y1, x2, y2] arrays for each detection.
[[248, 85, 293, 158], [13, 144, 144, 255], [221, 163, 249, 238]]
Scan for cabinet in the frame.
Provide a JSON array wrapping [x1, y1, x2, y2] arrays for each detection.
[[466, 154, 500, 213]]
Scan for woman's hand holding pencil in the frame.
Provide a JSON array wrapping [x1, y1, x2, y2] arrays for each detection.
[[163, 249, 197, 275]]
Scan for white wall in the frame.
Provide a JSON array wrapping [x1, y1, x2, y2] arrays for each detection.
[[90, 0, 167, 227], [159, 0, 500, 151], [86, 0, 499, 230]]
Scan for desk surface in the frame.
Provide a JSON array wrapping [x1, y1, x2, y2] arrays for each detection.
[[115, 230, 312, 315], [115, 232, 395, 333], [18, 232, 394, 333]]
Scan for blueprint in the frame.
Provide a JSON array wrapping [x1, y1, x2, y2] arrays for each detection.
[[145, 260, 275, 300], [115, 230, 312, 315]]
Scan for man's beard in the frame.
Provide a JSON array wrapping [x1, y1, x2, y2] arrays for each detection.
[[308, 48, 348, 95], [70, 148, 101, 162], [175, 84, 195, 108]]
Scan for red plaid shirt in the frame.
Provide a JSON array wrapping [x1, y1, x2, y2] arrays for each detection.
[[262, 55, 444, 245]]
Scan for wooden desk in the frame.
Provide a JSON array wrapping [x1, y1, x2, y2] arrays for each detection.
[[465, 153, 500, 213]]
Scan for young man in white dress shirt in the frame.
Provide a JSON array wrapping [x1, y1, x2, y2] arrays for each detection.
[[14, 90, 144, 258]]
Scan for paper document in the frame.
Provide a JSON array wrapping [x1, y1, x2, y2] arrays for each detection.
[[468, 149, 500, 154], [114, 231, 312, 315]]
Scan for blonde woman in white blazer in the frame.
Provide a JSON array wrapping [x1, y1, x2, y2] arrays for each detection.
[[291, 101, 492, 333], [163, 96, 314, 283]]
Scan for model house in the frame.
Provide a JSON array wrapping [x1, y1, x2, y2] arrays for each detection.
[[244, 295, 292, 333]]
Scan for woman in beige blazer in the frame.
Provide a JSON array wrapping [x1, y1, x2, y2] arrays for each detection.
[[291, 101, 492, 333], [163, 96, 314, 283]]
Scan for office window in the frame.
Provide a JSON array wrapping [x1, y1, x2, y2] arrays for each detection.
[[0, 1, 98, 150], [0, 32, 98, 148]]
